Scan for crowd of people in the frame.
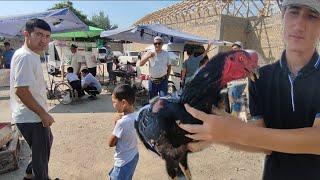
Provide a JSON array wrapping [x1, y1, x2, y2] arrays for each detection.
[[66, 43, 102, 100], [7, 0, 320, 179]]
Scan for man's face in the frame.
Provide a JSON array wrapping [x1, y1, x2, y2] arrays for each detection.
[[153, 40, 163, 51], [4, 45, 10, 51], [25, 27, 51, 53], [81, 72, 86, 77], [71, 47, 77, 53], [283, 5, 320, 53], [232, 45, 241, 51]]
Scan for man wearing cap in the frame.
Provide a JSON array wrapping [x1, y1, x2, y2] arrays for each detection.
[[70, 44, 83, 78], [229, 41, 247, 118], [178, 0, 320, 179], [140, 36, 171, 100], [231, 41, 242, 51]]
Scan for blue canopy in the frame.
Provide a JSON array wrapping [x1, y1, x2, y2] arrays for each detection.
[[100, 24, 210, 44], [0, 8, 88, 38]]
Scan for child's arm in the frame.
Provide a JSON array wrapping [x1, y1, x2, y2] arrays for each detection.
[[108, 135, 118, 147], [108, 113, 124, 147]]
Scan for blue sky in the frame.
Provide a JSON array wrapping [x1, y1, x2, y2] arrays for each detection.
[[0, 1, 180, 28]]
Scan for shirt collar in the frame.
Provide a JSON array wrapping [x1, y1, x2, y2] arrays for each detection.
[[23, 45, 41, 58], [279, 50, 320, 76]]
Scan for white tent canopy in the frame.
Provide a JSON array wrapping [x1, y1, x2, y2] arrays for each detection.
[[100, 24, 213, 44], [0, 8, 88, 38]]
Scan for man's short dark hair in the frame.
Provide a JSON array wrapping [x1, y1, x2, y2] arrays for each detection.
[[81, 68, 89, 74], [186, 49, 193, 56], [113, 84, 136, 105], [71, 44, 78, 49], [25, 18, 51, 33], [67, 67, 74, 73], [4, 42, 10, 46]]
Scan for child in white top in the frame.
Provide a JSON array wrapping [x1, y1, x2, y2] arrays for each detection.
[[108, 84, 139, 180], [66, 67, 84, 97]]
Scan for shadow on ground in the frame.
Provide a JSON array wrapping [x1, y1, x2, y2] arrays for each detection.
[[49, 93, 115, 114]]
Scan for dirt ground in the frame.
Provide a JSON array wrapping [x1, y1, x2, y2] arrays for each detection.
[[0, 85, 265, 180]]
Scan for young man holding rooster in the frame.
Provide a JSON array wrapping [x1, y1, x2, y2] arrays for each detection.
[[178, 0, 320, 179]]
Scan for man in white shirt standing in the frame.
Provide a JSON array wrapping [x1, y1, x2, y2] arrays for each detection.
[[10, 19, 54, 180], [139, 36, 171, 100], [85, 53, 97, 77], [70, 44, 83, 78], [102, 43, 115, 83]]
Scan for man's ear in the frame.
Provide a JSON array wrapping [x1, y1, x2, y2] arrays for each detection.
[[121, 99, 128, 106], [23, 31, 29, 37]]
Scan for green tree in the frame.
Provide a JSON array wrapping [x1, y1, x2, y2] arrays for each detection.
[[48, 1, 96, 27], [91, 11, 118, 30]]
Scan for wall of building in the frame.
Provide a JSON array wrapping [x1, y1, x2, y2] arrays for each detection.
[[246, 14, 284, 63]]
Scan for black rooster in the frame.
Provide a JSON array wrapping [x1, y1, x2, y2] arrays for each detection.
[[135, 50, 259, 179]]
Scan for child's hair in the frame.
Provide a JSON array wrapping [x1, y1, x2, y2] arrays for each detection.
[[67, 67, 74, 73], [81, 68, 89, 74], [113, 84, 135, 105]]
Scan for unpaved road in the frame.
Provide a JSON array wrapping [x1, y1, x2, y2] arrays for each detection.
[[0, 86, 264, 180]]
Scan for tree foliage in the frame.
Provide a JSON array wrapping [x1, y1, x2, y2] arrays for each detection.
[[92, 11, 118, 30]]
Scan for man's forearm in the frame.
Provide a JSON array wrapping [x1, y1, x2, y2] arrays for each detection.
[[219, 142, 271, 154], [233, 123, 320, 155], [203, 43, 212, 56], [181, 69, 186, 82], [167, 65, 171, 77], [139, 56, 149, 66], [15, 87, 47, 118]]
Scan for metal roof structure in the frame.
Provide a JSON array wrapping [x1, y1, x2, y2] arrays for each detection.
[[135, 0, 282, 25]]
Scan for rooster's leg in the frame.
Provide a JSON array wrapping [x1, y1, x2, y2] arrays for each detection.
[[179, 153, 192, 180], [187, 141, 211, 152]]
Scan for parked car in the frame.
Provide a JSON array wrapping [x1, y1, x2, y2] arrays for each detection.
[[97, 47, 122, 63], [118, 51, 140, 65], [112, 51, 123, 59]]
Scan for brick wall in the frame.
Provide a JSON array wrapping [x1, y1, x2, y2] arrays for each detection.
[[247, 14, 284, 63], [219, 15, 248, 53]]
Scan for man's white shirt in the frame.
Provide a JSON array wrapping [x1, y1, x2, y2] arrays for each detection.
[[70, 52, 84, 72], [149, 50, 171, 78], [10, 45, 47, 123]]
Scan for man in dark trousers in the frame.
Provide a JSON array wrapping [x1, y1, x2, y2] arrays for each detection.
[[81, 68, 102, 100], [10, 19, 54, 179], [139, 36, 171, 100], [104, 43, 115, 83], [178, 0, 320, 179]]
